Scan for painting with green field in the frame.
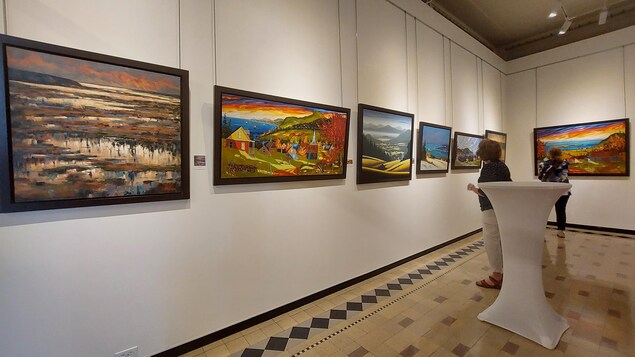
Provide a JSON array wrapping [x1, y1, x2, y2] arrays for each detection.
[[213, 86, 350, 185], [357, 104, 414, 184]]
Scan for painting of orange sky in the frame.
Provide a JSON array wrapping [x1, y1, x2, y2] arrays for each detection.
[[536, 121, 625, 142], [7, 46, 180, 95], [221, 94, 330, 120]]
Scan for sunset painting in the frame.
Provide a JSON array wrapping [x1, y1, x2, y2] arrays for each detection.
[[485, 130, 507, 162], [534, 118, 630, 176], [357, 104, 414, 184], [213, 86, 350, 185], [0, 35, 188, 212], [451, 132, 483, 170]]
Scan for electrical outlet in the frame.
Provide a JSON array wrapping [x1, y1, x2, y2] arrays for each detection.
[[115, 346, 138, 357]]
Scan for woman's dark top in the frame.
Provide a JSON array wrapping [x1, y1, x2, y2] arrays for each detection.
[[477, 160, 512, 211]]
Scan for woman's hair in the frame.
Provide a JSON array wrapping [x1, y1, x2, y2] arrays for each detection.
[[476, 139, 501, 161], [548, 146, 563, 160]]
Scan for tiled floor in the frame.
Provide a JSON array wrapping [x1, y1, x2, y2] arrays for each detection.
[[181, 227, 635, 357]]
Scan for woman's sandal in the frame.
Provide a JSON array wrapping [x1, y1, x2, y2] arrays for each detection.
[[476, 275, 502, 289]]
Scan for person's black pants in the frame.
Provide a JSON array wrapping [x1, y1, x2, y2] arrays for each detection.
[[555, 194, 570, 230]]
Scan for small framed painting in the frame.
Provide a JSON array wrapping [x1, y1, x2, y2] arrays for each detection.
[[534, 118, 630, 176], [214, 86, 351, 185], [451, 132, 483, 170], [357, 104, 414, 184], [416, 122, 451, 174], [485, 130, 507, 162], [0, 34, 190, 212]]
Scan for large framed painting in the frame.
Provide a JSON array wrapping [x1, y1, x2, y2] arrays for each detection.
[[416, 122, 451, 174], [451, 132, 483, 170], [214, 86, 350, 185], [485, 130, 507, 162], [534, 118, 630, 176], [0, 34, 189, 212], [357, 104, 414, 184]]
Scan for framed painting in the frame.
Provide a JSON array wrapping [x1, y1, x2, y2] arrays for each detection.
[[485, 130, 507, 162], [451, 132, 483, 170], [534, 118, 630, 176], [416, 122, 451, 174], [213, 86, 350, 185], [357, 104, 414, 184], [0, 34, 190, 212]]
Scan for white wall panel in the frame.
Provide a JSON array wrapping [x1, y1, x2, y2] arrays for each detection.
[[357, 0, 408, 111], [5, 0, 179, 67], [450, 43, 479, 133], [215, 0, 342, 106], [537, 48, 626, 126], [416, 21, 445, 125], [483, 62, 502, 132], [504, 70, 537, 181]]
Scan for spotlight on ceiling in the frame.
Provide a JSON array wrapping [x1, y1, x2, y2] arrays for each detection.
[[548, 2, 560, 18], [559, 19, 572, 35], [599, 8, 608, 25]]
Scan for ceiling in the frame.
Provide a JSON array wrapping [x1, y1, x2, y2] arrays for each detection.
[[424, 0, 635, 61]]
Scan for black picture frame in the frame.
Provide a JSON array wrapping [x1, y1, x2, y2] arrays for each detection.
[[357, 104, 414, 184], [0, 34, 190, 212], [534, 118, 630, 176], [213, 86, 351, 185], [416, 122, 452, 174], [485, 130, 507, 162], [451, 131, 483, 170]]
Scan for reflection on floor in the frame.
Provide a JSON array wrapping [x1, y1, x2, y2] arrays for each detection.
[[181, 227, 634, 357]]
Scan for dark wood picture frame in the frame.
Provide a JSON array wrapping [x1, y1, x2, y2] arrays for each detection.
[[416, 122, 452, 174], [485, 129, 507, 162], [213, 86, 351, 185], [357, 104, 414, 184], [534, 118, 630, 176], [0, 34, 190, 212], [451, 131, 483, 170]]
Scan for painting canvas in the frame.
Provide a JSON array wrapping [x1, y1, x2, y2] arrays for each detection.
[[214, 86, 350, 185], [416, 122, 451, 174], [485, 130, 507, 162], [357, 104, 414, 184], [534, 118, 630, 176], [451, 132, 483, 170], [0, 35, 189, 212]]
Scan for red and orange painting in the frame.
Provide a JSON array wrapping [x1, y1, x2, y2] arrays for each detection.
[[214, 86, 350, 185], [534, 118, 630, 176]]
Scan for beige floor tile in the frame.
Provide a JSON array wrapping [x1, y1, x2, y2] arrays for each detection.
[[204, 344, 230, 357]]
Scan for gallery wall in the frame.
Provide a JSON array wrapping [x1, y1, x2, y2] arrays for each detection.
[[0, 0, 507, 356], [504, 26, 635, 230]]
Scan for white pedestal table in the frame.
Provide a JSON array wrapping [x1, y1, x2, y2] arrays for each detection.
[[477, 181, 572, 349]]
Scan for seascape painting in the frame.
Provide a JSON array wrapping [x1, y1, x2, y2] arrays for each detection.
[[417, 122, 451, 174], [213, 86, 350, 185], [357, 104, 414, 184], [534, 118, 630, 176], [451, 132, 483, 170], [0, 35, 189, 212], [485, 130, 507, 162]]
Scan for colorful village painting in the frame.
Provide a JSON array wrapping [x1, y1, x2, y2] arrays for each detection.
[[3, 41, 186, 209], [534, 118, 630, 176], [357, 105, 414, 183], [451, 132, 483, 169], [214, 87, 350, 184], [417, 122, 451, 173]]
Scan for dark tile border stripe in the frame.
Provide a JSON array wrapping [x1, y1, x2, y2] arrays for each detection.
[[152, 229, 482, 357], [547, 222, 635, 238]]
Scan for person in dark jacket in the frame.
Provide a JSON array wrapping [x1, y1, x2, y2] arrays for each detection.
[[467, 139, 511, 289], [538, 146, 571, 238]]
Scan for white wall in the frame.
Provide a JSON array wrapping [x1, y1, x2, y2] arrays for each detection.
[[504, 26, 635, 230], [0, 0, 504, 356]]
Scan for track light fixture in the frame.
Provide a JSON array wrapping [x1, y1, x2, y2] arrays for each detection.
[[548, 1, 560, 18], [559, 19, 572, 35], [599, 1, 608, 25]]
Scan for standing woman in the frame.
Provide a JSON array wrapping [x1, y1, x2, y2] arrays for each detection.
[[539, 147, 571, 238], [467, 139, 512, 289]]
